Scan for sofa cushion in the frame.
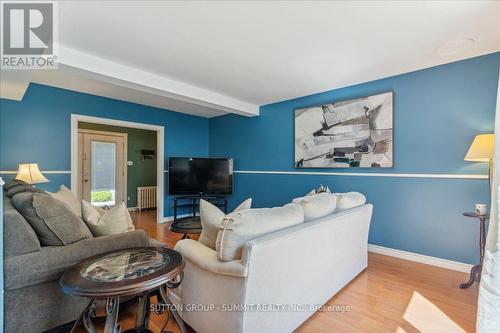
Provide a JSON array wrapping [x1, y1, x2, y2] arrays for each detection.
[[4, 279, 90, 333], [12, 192, 87, 246], [216, 204, 304, 261], [292, 192, 337, 222], [82, 201, 134, 236], [335, 192, 366, 212], [199, 198, 252, 250], [48, 185, 82, 218]]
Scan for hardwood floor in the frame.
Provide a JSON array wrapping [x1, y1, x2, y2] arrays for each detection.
[[130, 210, 199, 248], [75, 210, 479, 333]]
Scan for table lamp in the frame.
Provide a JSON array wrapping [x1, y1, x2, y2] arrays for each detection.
[[464, 134, 495, 186], [15, 163, 49, 185]]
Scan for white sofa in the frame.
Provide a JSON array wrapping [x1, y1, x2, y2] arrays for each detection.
[[171, 203, 373, 333]]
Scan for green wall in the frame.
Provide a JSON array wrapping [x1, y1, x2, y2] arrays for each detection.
[[78, 122, 157, 207]]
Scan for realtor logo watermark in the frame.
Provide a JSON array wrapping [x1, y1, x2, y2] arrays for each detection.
[[1, 1, 58, 69]]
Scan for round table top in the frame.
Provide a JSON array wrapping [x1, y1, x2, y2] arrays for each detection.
[[463, 212, 489, 219], [170, 217, 202, 234], [60, 247, 184, 298]]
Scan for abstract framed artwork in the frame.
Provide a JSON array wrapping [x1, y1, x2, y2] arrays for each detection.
[[294, 91, 393, 168]]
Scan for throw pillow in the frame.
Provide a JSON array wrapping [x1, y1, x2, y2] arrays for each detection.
[[12, 192, 87, 246], [48, 185, 82, 218], [6, 183, 45, 198], [199, 198, 252, 250], [306, 184, 332, 196], [335, 192, 366, 212], [292, 192, 337, 222], [216, 203, 304, 262], [82, 201, 135, 237], [4, 179, 29, 191]]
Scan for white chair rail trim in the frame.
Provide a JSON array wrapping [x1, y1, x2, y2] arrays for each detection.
[[1, 170, 487, 180]]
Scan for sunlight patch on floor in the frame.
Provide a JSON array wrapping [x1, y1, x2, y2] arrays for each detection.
[[400, 291, 466, 333]]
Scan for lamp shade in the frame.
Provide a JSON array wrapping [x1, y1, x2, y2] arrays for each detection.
[[464, 134, 494, 162], [15, 163, 49, 184]]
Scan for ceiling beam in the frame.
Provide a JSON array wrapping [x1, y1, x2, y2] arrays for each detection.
[[56, 46, 259, 117], [0, 70, 32, 101]]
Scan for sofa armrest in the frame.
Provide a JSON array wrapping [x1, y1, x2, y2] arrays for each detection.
[[174, 239, 247, 277], [4, 230, 150, 291]]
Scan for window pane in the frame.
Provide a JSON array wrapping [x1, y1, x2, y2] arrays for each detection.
[[91, 141, 116, 206]]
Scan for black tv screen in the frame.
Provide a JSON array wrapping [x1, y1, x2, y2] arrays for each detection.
[[168, 157, 233, 195]]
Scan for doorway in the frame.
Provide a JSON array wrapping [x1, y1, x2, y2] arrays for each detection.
[[71, 114, 165, 224], [78, 129, 127, 207]]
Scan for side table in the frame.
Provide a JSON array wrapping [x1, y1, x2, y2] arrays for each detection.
[[60, 247, 186, 333], [460, 212, 489, 289], [170, 196, 227, 239]]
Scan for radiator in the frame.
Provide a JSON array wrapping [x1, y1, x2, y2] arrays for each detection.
[[137, 186, 157, 211]]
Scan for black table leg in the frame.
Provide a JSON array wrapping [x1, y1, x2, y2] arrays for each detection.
[[460, 264, 482, 289], [82, 300, 98, 333], [136, 292, 151, 329], [159, 283, 186, 333], [70, 300, 96, 333], [460, 216, 487, 289], [104, 297, 121, 333]]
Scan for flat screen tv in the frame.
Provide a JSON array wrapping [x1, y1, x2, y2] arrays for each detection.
[[168, 157, 233, 195]]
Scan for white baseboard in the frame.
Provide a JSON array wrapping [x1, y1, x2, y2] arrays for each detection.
[[160, 213, 195, 224], [368, 244, 472, 273], [127, 207, 138, 211]]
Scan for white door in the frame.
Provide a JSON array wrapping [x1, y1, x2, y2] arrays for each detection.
[[78, 130, 127, 207]]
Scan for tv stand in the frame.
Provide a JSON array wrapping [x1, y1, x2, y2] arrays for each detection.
[[170, 195, 228, 239]]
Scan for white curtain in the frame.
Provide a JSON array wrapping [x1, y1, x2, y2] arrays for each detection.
[[477, 69, 500, 332]]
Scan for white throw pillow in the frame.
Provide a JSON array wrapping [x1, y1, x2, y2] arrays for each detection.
[[335, 192, 366, 212], [292, 192, 337, 222], [199, 198, 252, 250], [82, 201, 135, 236], [49, 185, 82, 217], [216, 203, 304, 262]]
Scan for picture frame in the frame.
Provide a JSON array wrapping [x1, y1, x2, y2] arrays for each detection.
[[294, 91, 394, 168]]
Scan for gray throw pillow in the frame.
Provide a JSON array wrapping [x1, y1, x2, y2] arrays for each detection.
[[12, 192, 87, 246], [6, 183, 45, 198], [4, 179, 29, 191]]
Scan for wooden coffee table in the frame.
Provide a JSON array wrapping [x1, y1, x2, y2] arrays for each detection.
[[60, 247, 186, 333]]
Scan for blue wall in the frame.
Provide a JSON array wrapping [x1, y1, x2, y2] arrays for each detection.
[[0, 83, 210, 217], [1, 54, 499, 264], [210, 52, 500, 264]]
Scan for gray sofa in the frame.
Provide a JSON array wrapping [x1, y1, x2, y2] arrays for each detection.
[[3, 192, 164, 333]]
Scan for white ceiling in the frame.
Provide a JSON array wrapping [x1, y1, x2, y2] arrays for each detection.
[[3, 1, 500, 117]]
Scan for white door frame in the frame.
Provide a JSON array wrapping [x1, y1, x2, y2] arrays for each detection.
[[71, 114, 165, 224]]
